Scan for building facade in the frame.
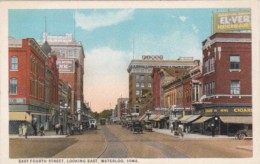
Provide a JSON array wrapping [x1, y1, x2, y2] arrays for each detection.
[[193, 33, 252, 135], [127, 55, 199, 115], [42, 32, 85, 121], [9, 38, 49, 133]]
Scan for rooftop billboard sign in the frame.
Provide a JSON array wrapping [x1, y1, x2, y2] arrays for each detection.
[[213, 10, 251, 33]]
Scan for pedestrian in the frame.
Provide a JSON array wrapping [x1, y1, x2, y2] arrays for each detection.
[[32, 121, 37, 136], [211, 123, 215, 137], [177, 126, 184, 137], [170, 123, 174, 133], [18, 124, 22, 136], [60, 124, 64, 135], [39, 124, 45, 136], [80, 124, 83, 133], [55, 123, 60, 135], [71, 125, 74, 135], [22, 123, 28, 139]]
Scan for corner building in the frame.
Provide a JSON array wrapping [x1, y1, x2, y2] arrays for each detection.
[[193, 33, 252, 135], [9, 38, 49, 133]]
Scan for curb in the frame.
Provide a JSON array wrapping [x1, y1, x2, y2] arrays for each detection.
[[236, 146, 253, 152]]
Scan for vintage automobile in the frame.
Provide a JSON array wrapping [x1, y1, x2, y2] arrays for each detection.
[[100, 118, 106, 125], [144, 121, 153, 132], [132, 120, 143, 134], [89, 119, 97, 130], [235, 129, 252, 140], [127, 120, 134, 131]]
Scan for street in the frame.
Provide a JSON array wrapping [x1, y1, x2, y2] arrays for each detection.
[[10, 124, 252, 158]]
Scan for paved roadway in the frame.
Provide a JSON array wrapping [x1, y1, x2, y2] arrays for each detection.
[[9, 124, 252, 158]]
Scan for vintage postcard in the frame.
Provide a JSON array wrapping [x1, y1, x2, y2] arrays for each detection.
[[0, 1, 259, 164]]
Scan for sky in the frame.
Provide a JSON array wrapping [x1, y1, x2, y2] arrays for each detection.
[[8, 8, 244, 112]]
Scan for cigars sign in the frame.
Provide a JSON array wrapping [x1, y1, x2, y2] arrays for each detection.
[[56, 59, 74, 73], [204, 107, 252, 116], [213, 11, 251, 33]]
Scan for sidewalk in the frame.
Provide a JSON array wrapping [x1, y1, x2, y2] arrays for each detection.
[[9, 130, 68, 139], [153, 128, 253, 152], [152, 128, 232, 139]]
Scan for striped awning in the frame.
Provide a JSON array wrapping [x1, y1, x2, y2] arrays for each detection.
[[9, 112, 32, 123], [192, 116, 212, 124], [220, 116, 252, 124]]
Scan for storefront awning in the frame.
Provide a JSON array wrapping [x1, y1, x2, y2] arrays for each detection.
[[179, 115, 192, 123], [181, 115, 201, 124], [192, 116, 212, 124], [9, 112, 32, 123], [220, 116, 252, 124], [139, 114, 147, 121]]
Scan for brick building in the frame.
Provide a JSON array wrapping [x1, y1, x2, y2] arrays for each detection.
[[9, 38, 49, 133], [193, 33, 252, 135], [127, 56, 198, 115], [42, 32, 85, 121]]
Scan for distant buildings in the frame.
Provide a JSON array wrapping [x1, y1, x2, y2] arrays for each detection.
[[127, 55, 199, 115]]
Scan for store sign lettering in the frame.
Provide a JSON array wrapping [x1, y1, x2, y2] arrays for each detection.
[[220, 109, 228, 113], [234, 108, 252, 113], [205, 109, 213, 113]]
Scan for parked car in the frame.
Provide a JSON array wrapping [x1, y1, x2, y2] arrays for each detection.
[[89, 119, 97, 130], [144, 121, 152, 132], [235, 129, 252, 140], [132, 120, 143, 134]]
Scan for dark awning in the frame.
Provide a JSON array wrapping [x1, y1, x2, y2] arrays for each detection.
[[220, 116, 252, 124]]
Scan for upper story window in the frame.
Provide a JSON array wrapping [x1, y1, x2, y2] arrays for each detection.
[[140, 75, 145, 80], [10, 56, 18, 70], [148, 83, 152, 88], [140, 83, 145, 88], [10, 78, 17, 94], [231, 80, 240, 95], [136, 90, 140, 95], [230, 55, 240, 69], [147, 76, 152, 81], [136, 82, 140, 87], [136, 75, 140, 80]]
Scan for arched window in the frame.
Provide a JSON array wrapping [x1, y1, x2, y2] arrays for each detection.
[[10, 56, 18, 70], [10, 78, 17, 94]]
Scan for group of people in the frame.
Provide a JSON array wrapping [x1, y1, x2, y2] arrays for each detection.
[[18, 124, 28, 139], [170, 122, 184, 137]]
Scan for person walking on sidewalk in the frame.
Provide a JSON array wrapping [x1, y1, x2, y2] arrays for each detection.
[[19, 124, 22, 136], [55, 123, 60, 135], [170, 122, 174, 133], [39, 124, 45, 136], [22, 123, 28, 139]]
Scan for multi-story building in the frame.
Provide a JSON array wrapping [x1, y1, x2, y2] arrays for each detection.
[[42, 32, 85, 121], [193, 33, 252, 135], [127, 55, 198, 115], [9, 38, 49, 133], [116, 98, 129, 118], [162, 65, 203, 127]]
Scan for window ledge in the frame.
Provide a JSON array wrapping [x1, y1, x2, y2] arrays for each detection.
[[229, 69, 241, 72], [10, 70, 18, 72]]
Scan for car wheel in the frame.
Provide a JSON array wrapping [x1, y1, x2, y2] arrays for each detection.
[[239, 133, 246, 140]]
